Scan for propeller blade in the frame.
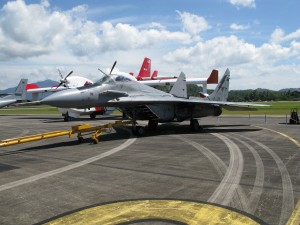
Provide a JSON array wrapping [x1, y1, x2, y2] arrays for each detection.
[[65, 70, 73, 79], [98, 68, 107, 76], [109, 61, 117, 75], [58, 69, 63, 79], [56, 82, 63, 89]]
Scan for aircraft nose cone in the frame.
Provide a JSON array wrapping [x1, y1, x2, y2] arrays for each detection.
[[41, 89, 80, 108]]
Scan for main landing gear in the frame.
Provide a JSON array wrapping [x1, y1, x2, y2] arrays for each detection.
[[190, 119, 202, 132], [148, 120, 158, 130]]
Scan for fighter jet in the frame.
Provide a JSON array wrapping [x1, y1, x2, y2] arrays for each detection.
[[40, 68, 268, 135], [0, 79, 28, 108]]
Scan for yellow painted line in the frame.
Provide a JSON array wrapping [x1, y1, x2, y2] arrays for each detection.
[[43, 200, 262, 225], [252, 125, 300, 148], [286, 199, 300, 225]]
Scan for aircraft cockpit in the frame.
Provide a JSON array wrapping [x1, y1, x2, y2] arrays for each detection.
[[95, 73, 135, 85]]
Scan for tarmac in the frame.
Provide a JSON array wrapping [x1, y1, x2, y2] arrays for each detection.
[[0, 114, 299, 225]]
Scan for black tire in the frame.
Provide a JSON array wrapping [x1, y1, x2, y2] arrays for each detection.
[[132, 126, 145, 136], [78, 136, 84, 144], [190, 119, 200, 131], [148, 120, 158, 130], [90, 113, 96, 119]]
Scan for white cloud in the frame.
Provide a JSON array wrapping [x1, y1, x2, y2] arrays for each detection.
[[228, 0, 256, 8], [230, 23, 249, 30], [270, 28, 300, 44], [0, 1, 192, 61], [176, 11, 210, 36], [0, 0, 71, 60], [0, 1, 299, 91], [163, 28, 300, 90]]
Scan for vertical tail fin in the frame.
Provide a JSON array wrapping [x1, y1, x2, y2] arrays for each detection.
[[14, 79, 28, 100], [136, 57, 151, 80], [206, 69, 230, 101], [151, 70, 158, 79], [170, 72, 187, 98], [207, 69, 218, 84]]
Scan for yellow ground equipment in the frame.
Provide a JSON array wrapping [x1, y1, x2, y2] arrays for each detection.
[[0, 120, 132, 148]]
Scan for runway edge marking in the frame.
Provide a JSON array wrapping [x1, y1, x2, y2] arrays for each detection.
[[252, 125, 300, 148]]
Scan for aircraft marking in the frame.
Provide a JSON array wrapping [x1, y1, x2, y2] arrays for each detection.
[[0, 131, 136, 192], [41, 199, 264, 225]]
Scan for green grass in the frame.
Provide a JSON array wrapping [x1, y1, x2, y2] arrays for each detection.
[[0, 105, 60, 114], [222, 101, 300, 115], [1, 101, 299, 115]]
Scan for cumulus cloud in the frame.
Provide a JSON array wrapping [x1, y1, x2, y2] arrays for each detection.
[[230, 23, 249, 30], [164, 28, 300, 72], [0, 0, 192, 60], [176, 11, 210, 36], [228, 0, 256, 8], [0, 0, 71, 60], [270, 28, 300, 44]]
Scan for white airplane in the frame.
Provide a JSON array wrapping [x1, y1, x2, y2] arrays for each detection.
[[0, 79, 28, 108], [26, 71, 110, 121], [136, 57, 218, 93]]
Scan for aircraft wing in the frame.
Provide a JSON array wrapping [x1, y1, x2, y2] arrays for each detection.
[[0, 99, 17, 108], [140, 78, 208, 86], [27, 86, 67, 93], [107, 95, 270, 109]]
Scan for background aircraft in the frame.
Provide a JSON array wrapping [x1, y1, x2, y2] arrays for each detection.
[[26, 70, 109, 121], [0, 79, 28, 108], [40, 68, 268, 135], [136, 57, 219, 93]]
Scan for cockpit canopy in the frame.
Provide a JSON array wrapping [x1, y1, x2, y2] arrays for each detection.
[[95, 73, 136, 85]]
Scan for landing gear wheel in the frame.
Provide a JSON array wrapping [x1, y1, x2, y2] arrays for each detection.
[[132, 126, 145, 136], [78, 136, 84, 144], [148, 120, 158, 130], [64, 113, 70, 122], [90, 113, 96, 119], [190, 119, 200, 131]]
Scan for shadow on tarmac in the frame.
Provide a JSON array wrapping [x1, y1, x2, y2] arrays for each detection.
[[0, 123, 261, 155]]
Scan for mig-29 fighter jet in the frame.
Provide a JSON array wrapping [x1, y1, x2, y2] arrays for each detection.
[[39, 65, 268, 135]]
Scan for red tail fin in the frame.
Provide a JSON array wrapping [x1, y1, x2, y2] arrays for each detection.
[[26, 83, 39, 90], [207, 69, 218, 84], [136, 57, 151, 80], [151, 70, 158, 79]]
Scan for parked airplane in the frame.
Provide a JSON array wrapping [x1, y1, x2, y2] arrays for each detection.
[[26, 71, 110, 121], [39, 67, 268, 135], [0, 79, 28, 108], [136, 57, 218, 93]]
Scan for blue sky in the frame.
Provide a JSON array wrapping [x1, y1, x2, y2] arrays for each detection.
[[0, 0, 299, 90]]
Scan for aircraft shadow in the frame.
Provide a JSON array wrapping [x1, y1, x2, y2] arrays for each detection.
[[14, 115, 123, 123], [0, 124, 260, 154]]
